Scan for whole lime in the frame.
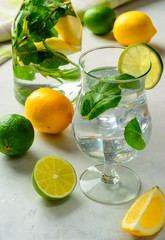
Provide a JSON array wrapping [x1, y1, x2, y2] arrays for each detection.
[[83, 5, 116, 35], [0, 114, 34, 156]]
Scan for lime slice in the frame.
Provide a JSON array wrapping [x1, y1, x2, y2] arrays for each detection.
[[32, 156, 77, 200], [118, 43, 163, 89]]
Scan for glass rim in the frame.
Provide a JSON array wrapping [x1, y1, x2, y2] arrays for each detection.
[[79, 46, 151, 83]]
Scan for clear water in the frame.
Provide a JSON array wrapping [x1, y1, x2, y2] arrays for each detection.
[[14, 71, 81, 105], [72, 68, 152, 164], [13, 51, 82, 105]]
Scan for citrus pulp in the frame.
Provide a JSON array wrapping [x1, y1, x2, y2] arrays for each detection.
[[121, 186, 165, 236], [32, 156, 77, 200], [118, 43, 163, 89]]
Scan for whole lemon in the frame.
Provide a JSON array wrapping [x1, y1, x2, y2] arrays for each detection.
[[113, 11, 157, 46], [25, 88, 74, 134]]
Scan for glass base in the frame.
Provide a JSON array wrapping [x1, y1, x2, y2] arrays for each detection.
[[79, 164, 140, 204]]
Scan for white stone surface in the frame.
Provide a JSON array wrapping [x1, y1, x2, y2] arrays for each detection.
[[0, 0, 165, 239]]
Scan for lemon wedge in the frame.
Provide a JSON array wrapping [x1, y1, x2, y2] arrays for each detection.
[[121, 186, 165, 236]]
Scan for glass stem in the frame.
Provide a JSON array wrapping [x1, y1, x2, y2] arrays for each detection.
[[101, 129, 120, 184], [101, 162, 120, 184]]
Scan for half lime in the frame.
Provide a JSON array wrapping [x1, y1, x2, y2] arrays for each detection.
[[32, 156, 77, 200]]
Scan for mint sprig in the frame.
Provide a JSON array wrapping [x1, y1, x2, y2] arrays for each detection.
[[124, 117, 146, 150], [12, 0, 80, 82], [80, 82, 121, 120]]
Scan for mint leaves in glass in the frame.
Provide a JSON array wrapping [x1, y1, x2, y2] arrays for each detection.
[[72, 47, 152, 204], [12, 0, 82, 104]]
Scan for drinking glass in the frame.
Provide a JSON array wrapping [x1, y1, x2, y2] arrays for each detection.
[[72, 46, 152, 204]]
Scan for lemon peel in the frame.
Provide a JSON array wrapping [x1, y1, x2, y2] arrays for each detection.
[[113, 11, 157, 46]]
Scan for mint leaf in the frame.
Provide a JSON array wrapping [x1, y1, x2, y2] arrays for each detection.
[[16, 40, 37, 65], [86, 95, 121, 120], [81, 91, 104, 117], [124, 117, 146, 150], [40, 51, 69, 69], [26, 10, 55, 41], [105, 74, 141, 90], [32, 0, 45, 6], [18, 89, 33, 97], [91, 82, 121, 95], [81, 82, 121, 120], [13, 64, 35, 80]]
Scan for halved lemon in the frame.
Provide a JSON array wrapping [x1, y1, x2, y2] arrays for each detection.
[[32, 156, 77, 200], [118, 43, 163, 89], [121, 186, 165, 236]]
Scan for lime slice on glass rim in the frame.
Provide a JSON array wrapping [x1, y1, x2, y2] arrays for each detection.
[[118, 43, 163, 89], [32, 156, 77, 200]]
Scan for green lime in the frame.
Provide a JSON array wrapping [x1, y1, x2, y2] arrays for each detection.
[[0, 114, 34, 156], [118, 43, 163, 89], [83, 5, 116, 35], [32, 156, 77, 200]]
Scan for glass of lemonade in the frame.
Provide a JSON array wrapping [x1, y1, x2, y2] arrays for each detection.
[[72, 46, 152, 204], [12, 0, 82, 105]]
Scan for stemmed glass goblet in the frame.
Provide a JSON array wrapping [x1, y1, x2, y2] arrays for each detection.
[[72, 47, 152, 204]]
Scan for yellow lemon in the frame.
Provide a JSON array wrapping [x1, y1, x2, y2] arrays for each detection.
[[25, 88, 74, 134], [121, 186, 165, 236], [113, 11, 157, 46], [55, 15, 82, 48], [34, 37, 79, 55]]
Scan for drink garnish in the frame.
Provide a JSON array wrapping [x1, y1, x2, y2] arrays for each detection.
[[118, 43, 163, 89], [124, 117, 146, 150], [80, 82, 121, 120]]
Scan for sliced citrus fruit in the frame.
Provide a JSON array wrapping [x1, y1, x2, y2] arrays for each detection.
[[55, 15, 82, 48], [34, 37, 79, 55], [118, 43, 163, 89], [121, 186, 165, 236], [32, 156, 77, 200]]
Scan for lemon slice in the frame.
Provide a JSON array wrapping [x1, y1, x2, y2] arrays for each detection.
[[34, 37, 79, 55], [121, 186, 165, 236], [32, 156, 77, 200], [55, 15, 82, 47], [118, 43, 163, 89]]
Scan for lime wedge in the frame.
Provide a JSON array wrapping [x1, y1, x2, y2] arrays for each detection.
[[32, 156, 77, 200], [118, 43, 163, 89]]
